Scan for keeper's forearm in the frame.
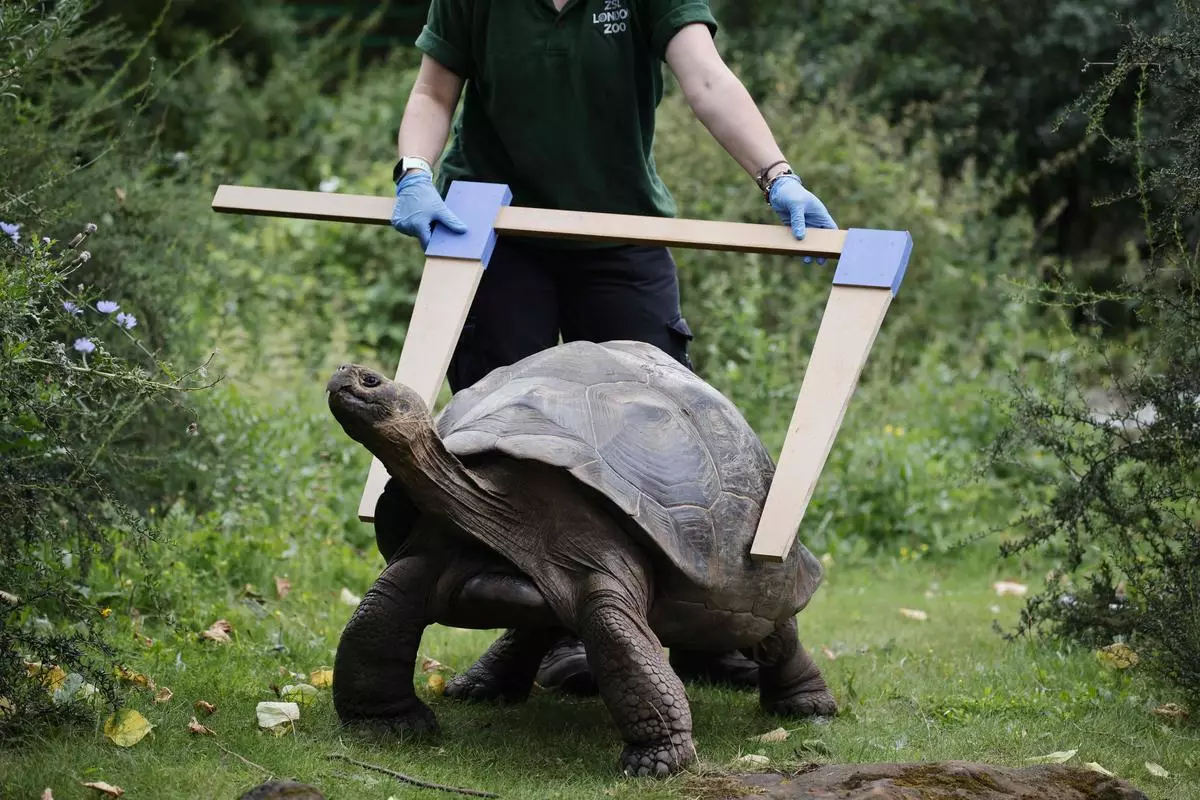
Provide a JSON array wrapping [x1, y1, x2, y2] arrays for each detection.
[[683, 67, 790, 183], [397, 89, 456, 167]]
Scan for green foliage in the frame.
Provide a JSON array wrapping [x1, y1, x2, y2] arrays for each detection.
[[995, 0, 1200, 706]]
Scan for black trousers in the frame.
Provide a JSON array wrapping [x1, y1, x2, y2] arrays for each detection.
[[447, 238, 695, 393]]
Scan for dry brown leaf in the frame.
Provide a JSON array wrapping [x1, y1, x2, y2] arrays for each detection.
[[992, 580, 1029, 597], [749, 727, 790, 743], [24, 661, 67, 692], [187, 716, 215, 736], [194, 700, 216, 716], [153, 687, 173, 704], [115, 664, 155, 691], [309, 668, 333, 689], [898, 608, 929, 621], [421, 657, 444, 673], [82, 780, 124, 797], [1153, 703, 1189, 724], [821, 646, 837, 661], [1084, 762, 1115, 777], [274, 576, 292, 600], [200, 619, 232, 644]]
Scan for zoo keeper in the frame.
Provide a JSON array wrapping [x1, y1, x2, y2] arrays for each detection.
[[388, 0, 838, 694]]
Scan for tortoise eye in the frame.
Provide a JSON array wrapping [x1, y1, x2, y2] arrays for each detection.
[[361, 373, 380, 388]]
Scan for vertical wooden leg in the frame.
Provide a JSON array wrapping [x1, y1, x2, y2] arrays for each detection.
[[749, 286, 894, 562], [357, 256, 484, 522]]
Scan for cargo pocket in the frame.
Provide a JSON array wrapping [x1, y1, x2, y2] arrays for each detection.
[[665, 314, 696, 372]]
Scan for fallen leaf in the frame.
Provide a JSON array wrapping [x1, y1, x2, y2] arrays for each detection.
[[1145, 762, 1169, 778], [427, 674, 446, 696], [82, 780, 124, 797], [993, 580, 1029, 597], [821, 646, 837, 661], [736, 754, 770, 766], [309, 668, 333, 689], [280, 683, 318, 705], [749, 727, 789, 743], [241, 584, 265, 602], [114, 187, 127, 205], [104, 708, 153, 747], [25, 661, 67, 693], [0, 589, 19, 604], [115, 665, 155, 690], [41, 789, 52, 800], [256, 701, 299, 734], [898, 608, 929, 621], [797, 739, 832, 756], [0, 696, 13, 717], [421, 657, 444, 673], [1026, 749, 1077, 764], [1084, 762, 1115, 777], [194, 700, 216, 716], [1096, 643, 1139, 669], [153, 687, 173, 704], [339, 588, 362, 606], [274, 576, 292, 599], [187, 716, 215, 736], [200, 619, 233, 644], [1153, 703, 1189, 723]]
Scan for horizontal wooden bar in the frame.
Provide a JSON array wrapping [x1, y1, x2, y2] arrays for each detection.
[[211, 184, 846, 258]]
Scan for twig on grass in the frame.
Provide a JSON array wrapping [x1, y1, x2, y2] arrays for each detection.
[[327, 753, 499, 798], [215, 740, 272, 779]]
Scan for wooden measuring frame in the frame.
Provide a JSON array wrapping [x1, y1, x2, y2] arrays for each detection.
[[211, 181, 912, 562]]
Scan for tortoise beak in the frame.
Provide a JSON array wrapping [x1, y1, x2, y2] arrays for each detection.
[[327, 364, 395, 424]]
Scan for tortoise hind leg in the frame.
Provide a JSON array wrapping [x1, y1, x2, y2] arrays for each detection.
[[577, 571, 696, 777], [444, 627, 563, 703], [750, 616, 838, 718]]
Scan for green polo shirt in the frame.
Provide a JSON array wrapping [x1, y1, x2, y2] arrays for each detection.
[[415, 0, 718, 225]]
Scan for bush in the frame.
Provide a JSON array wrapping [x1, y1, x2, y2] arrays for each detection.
[[995, 0, 1200, 706]]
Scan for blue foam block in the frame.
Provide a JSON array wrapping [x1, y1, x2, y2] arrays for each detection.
[[425, 181, 513, 267], [831, 228, 913, 296]]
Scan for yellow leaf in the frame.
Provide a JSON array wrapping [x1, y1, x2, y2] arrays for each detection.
[[1096, 643, 1139, 669], [280, 683, 318, 706], [81, 780, 124, 797], [103, 708, 153, 747], [898, 608, 929, 621], [749, 727, 789, 743], [153, 687, 173, 704], [309, 668, 333, 689], [25, 661, 67, 693], [427, 674, 446, 696], [114, 665, 154, 690], [1145, 762, 1169, 778], [187, 716, 215, 736]]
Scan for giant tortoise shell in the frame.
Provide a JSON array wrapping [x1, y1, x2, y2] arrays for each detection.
[[394, 339, 825, 633]]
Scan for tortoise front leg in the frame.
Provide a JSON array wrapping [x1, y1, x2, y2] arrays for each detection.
[[577, 573, 696, 778], [333, 553, 441, 736], [750, 616, 838, 718]]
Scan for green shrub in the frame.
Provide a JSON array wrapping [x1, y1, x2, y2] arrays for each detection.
[[996, 0, 1200, 707]]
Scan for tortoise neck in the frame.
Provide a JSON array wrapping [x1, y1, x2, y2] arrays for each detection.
[[384, 425, 520, 540]]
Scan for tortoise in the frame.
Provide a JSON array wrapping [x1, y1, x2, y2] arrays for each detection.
[[325, 339, 836, 777]]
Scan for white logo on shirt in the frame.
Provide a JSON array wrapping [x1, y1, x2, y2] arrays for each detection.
[[593, 0, 630, 35]]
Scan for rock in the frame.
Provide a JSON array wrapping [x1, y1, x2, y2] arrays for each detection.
[[236, 780, 325, 800], [708, 761, 1149, 799]]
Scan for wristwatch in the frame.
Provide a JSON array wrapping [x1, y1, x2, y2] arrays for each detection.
[[392, 155, 433, 183]]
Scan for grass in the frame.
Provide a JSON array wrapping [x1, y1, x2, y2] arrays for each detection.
[[2, 536, 1196, 799]]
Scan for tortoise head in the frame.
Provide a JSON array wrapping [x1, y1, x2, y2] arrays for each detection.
[[326, 364, 432, 455]]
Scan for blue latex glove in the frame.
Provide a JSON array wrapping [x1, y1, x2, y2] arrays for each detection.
[[768, 174, 837, 263], [391, 170, 468, 248]]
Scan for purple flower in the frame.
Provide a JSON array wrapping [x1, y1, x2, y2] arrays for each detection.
[[63, 301, 83, 316], [96, 300, 119, 314], [73, 338, 96, 354], [116, 312, 137, 329], [0, 221, 19, 243]]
